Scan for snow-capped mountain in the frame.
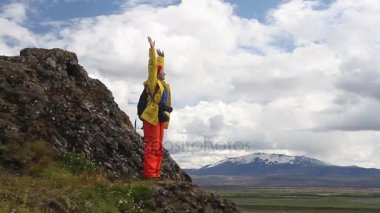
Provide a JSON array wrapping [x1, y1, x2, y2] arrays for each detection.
[[186, 153, 380, 177], [203, 153, 327, 168]]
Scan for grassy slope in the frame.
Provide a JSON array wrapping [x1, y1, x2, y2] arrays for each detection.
[[0, 140, 155, 212], [0, 165, 155, 213]]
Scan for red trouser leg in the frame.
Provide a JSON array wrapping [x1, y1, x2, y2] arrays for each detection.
[[156, 122, 164, 176], [143, 121, 164, 178]]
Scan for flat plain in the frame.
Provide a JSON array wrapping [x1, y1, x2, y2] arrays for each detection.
[[203, 186, 380, 213]]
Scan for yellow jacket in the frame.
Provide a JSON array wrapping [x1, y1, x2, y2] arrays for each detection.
[[140, 48, 171, 129]]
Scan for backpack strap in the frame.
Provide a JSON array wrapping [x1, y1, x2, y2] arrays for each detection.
[[145, 84, 160, 105]]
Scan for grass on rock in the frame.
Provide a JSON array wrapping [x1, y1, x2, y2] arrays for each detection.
[[0, 139, 155, 213]]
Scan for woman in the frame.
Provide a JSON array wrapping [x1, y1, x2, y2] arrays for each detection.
[[140, 36, 172, 178]]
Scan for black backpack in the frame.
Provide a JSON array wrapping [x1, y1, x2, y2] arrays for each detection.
[[137, 85, 159, 120]]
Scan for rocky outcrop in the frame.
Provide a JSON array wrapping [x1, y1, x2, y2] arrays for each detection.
[[0, 48, 189, 181], [0, 48, 240, 212]]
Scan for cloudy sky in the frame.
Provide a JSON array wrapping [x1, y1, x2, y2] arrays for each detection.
[[1, 0, 380, 169]]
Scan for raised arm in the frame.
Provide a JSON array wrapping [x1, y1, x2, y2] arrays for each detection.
[[156, 49, 164, 71], [148, 36, 155, 49], [147, 36, 158, 93], [157, 49, 164, 57]]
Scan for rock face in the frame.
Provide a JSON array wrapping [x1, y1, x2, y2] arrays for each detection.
[[152, 181, 239, 213], [0, 48, 189, 181]]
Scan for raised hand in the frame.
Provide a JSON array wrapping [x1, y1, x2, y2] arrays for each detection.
[[157, 49, 165, 57], [148, 36, 155, 48]]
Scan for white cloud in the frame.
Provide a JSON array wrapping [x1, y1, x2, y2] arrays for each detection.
[[121, 0, 179, 8], [0, 2, 37, 55], [318, 96, 380, 131], [1, 0, 380, 169], [0, 2, 27, 23]]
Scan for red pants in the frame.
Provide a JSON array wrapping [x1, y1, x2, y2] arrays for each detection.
[[143, 121, 164, 178]]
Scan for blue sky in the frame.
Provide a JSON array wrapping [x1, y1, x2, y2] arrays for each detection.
[[1, 0, 126, 33], [0, 0, 330, 57], [1, 0, 280, 20], [1, 0, 380, 169], [0, 0, 335, 54], [1, 0, 290, 33], [0, 0, 338, 29], [227, 0, 285, 20], [0, 0, 336, 54]]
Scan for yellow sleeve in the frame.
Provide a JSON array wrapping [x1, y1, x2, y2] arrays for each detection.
[[157, 55, 164, 68], [148, 47, 157, 93]]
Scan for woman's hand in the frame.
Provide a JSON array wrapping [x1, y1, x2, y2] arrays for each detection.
[[148, 36, 155, 48], [157, 49, 164, 57]]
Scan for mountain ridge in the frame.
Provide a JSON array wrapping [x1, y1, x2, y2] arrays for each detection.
[[202, 152, 329, 169], [186, 152, 380, 187]]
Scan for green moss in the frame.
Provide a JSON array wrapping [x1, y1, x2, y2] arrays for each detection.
[[0, 144, 5, 161], [78, 184, 151, 213], [0, 139, 53, 171], [58, 152, 98, 174]]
